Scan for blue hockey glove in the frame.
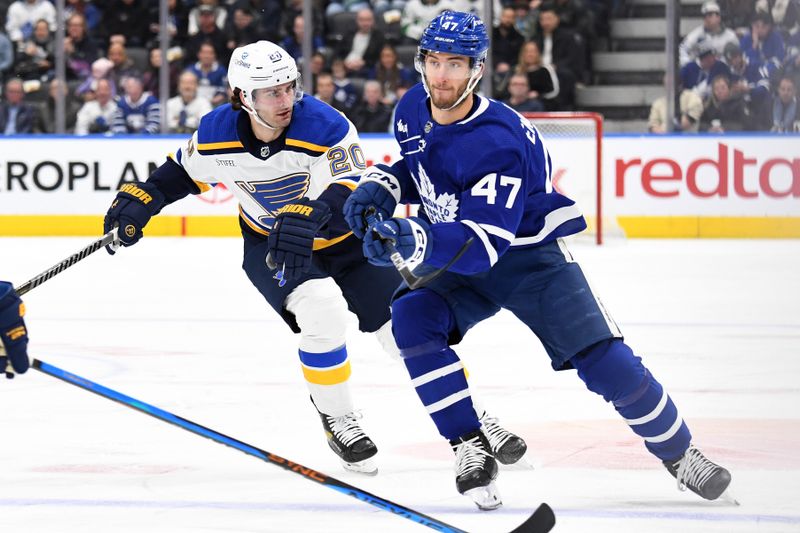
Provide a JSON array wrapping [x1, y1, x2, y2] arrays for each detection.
[[363, 217, 432, 268], [0, 281, 30, 378], [103, 182, 165, 254], [343, 166, 401, 239], [267, 198, 332, 280]]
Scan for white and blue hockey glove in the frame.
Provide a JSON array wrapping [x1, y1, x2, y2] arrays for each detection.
[[364, 217, 432, 270], [0, 281, 30, 378], [343, 165, 401, 239]]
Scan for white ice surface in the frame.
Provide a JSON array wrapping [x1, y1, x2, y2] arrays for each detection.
[[0, 236, 798, 533]]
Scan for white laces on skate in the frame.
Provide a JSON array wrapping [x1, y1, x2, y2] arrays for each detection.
[[480, 414, 513, 451], [674, 446, 718, 493], [453, 434, 493, 477], [327, 411, 368, 448]]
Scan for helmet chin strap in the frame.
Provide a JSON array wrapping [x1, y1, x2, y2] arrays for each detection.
[[243, 104, 280, 131]]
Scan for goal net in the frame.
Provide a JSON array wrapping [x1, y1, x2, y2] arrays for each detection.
[[523, 112, 616, 244]]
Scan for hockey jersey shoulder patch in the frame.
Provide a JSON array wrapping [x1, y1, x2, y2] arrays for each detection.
[[284, 96, 351, 156], [196, 104, 245, 155]]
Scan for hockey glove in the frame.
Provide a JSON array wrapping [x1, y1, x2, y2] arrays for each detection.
[[363, 217, 432, 269], [267, 198, 332, 280], [0, 281, 30, 378], [103, 182, 166, 254], [343, 166, 401, 239]]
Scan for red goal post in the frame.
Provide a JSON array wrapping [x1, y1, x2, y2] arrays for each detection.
[[522, 112, 605, 245]]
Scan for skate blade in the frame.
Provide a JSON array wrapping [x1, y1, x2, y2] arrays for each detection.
[[719, 488, 740, 506], [341, 458, 378, 476], [501, 454, 536, 471], [464, 483, 502, 511]]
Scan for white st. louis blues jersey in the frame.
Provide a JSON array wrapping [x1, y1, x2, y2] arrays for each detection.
[[387, 83, 587, 274], [172, 95, 365, 242]]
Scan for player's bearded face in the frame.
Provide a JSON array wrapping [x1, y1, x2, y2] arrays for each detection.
[[252, 81, 296, 128], [424, 53, 475, 110]]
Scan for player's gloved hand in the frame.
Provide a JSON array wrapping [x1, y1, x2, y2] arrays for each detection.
[[343, 165, 401, 239], [363, 217, 432, 268], [267, 198, 332, 280], [0, 281, 30, 378], [103, 182, 166, 254]]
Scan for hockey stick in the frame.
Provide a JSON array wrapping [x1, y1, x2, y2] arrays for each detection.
[[29, 358, 554, 532], [15, 229, 118, 297]]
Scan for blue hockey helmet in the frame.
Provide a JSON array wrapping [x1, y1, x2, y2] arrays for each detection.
[[415, 11, 489, 111], [417, 11, 489, 64]]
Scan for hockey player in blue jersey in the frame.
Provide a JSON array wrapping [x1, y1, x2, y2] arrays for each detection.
[[344, 11, 733, 509], [1, 281, 30, 379], [101, 40, 525, 476]]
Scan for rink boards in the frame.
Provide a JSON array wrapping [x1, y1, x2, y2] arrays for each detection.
[[0, 133, 798, 238]]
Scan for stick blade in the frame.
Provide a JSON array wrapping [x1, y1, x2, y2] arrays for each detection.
[[509, 503, 555, 533]]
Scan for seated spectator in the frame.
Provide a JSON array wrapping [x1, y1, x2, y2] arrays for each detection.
[[224, 5, 263, 52], [4, 0, 56, 47], [493, 7, 525, 75], [188, 0, 227, 37], [719, 0, 756, 35], [64, 13, 98, 81], [756, 0, 800, 36], [341, 8, 385, 78], [74, 77, 117, 134], [235, 0, 283, 43], [331, 58, 360, 109], [368, 44, 416, 105], [699, 74, 751, 132], [680, 43, 731, 100], [679, 1, 739, 66], [166, 70, 212, 133], [504, 72, 545, 112], [771, 75, 800, 132], [724, 42, 771, 129], [13, 18, 53, 82], [141, 46, 180, 97], [280, 14, 324, 67], [648, 82, 704, 133], [513, 41, 560, 109], [145, 0, 187, 49], [315, 71, 352, 114], [33, 78, 80, 133], [307, 51, 327, 94], [513, 0, 538, 41], [106, 42, 140, 94], [0, 30, 12, 83], [535, 4, 585, 101], [75, 57, 117, 102], [740, 11, 785, 79], [350, 79, 392, 132], [100, 0, 149, 48], [186, 42, 228, 107], [65, 0, 101, 33], [401, 0, 456, 43], [112, 76, 160, 134], [0, 77, 37, 134], [185, 3, 229, 67]]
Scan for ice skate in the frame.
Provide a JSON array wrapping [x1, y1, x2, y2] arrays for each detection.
[[663, 445, 734, 502], [479, 411, 530, 467], [450, 429, 502, 510], [316, 408, 378, 475]]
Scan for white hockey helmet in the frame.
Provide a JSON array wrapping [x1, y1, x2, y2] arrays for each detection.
[[228, 41, 303, 128]]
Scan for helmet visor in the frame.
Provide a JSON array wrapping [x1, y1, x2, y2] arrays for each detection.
[[417, 52, 477, 81]]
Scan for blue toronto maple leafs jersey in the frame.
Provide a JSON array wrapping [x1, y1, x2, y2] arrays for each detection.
[[388, 83, 586, 274]]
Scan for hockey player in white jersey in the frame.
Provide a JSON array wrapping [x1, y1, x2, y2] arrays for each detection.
[[101, 40, 526, 475]]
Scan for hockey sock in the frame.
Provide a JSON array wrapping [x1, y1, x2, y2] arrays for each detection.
[[392, 288, 480, 441], [572, 339, 692, 461], [299, 345, 354, 417]]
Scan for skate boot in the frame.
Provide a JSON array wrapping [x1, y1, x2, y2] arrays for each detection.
[[450, 429, 502, 510], [479, 411, 528, 466], [663, 445, 732, 501], [316, 408, 378, 476]]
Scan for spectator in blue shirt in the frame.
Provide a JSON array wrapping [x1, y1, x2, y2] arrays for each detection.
[[112, 76, 160, 134], [739, 11, 785, 79], [680, 42, 731, 100], [185, 41, 228, 107], [0, 78, 38, 134]]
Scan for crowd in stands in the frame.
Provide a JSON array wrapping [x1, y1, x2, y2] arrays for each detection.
[[0, 0, 797, 135], [650, 0, 800, 133]]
